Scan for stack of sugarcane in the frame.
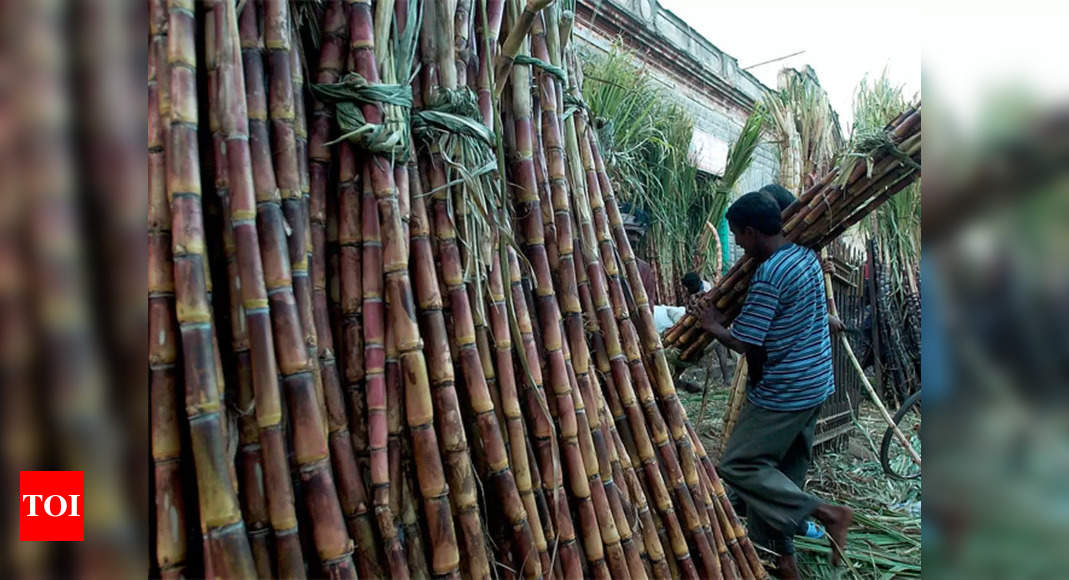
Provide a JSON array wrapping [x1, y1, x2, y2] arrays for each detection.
[[151, 0, 776, 578], [663, 105, 922, 361]]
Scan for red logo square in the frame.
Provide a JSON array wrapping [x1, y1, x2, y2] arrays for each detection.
[[20, 471, 84, 541]]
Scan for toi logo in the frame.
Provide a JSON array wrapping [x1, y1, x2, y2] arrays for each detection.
[[20, 471, 84, 541]]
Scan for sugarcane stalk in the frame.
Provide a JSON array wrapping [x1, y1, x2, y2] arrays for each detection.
[[432, 178, 527, 578], [691, 439, 753, 580], [212, 2, 312, 575], [822, 260, 914, 453], [473, 286, 507, 449], [380, 239, 412, 576], [410, 8, 494, 580], [593, 396, 645, 567], [563, 58, 718, 578], [791, 141, 920, 240], [291, 23, 311, 260], [571, 201, 698, 578], [358, 160, 410, 577], [419, 3, 543, 574], [504, 96, 573, 565], [302, 5, 386, 577], [215, 1, 310, 576], [531, 90, 559, 276], [573, 235, 661, 574], [582, 97, 780, 579], [385, 272, 406, 562], [675, 147, 918, 362], [585, 120, 745, 577], [400, 436, 433, 579], [549, 213, 634, 579], [264, 0, 328, 446], [504, 246, 584, 579], [238, 13, 306, 552], [405, 147, 486, 580], [620, 431, 675, 580], [505, 23, 623, 579], [573, 245, 639, 467], [687, 423, 766, 579], [494, 0, 555, 97], [607, 413, 672, 579], [692, 451, 740, 580], [455, 0, 474, 86], [530, 14, 641, 578], [584, 129, 720, 577], [393, 0, 415, 248], [485, 246, 553, 575], [149, 3, 187, 573], [339, 142, 391, 578], [475, 0, 506, 124], [166, 1, 257, 576], [206, 6, 276, 574], [665, 145, 887, 344], [719, 358, 748, 455], [562, 343, 635, 580], [219, 177, 276, 580], [347, 1, 463, 575], [228, 1, 358, 576], [839, 325, 921, 468], [810, 157, 921, 248], [337, 153, 370, 465]]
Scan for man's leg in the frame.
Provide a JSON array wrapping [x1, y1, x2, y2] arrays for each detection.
[[774, 409, 853, 564], [778, 405, 819, 488], [718, 401, 819, 576], [764, 407, 821, 577], [719, 402, 823, 539], [779, 405, 820, 539], [727, 487, 747, 518], [713, 341, 732, 384], [719, 401, 859, 570]]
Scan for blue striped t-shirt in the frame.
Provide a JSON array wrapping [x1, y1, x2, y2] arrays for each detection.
[[730, 243, 834, 411]]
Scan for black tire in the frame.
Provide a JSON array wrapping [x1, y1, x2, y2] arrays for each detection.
[[880, 389, 922, 481]]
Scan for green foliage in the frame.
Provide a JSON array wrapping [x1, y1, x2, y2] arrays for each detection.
[[707, 104, 767, 228], [853, 72, 921, 298], [764, 66, 844, 194], [581, 44, 764, 300]]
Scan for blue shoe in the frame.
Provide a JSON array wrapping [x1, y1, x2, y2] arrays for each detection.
[[801, 520, 825, 539]]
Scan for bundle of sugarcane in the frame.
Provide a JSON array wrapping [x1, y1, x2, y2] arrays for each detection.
[[663, 104, 921, 361], [150, 0, 772, 578]]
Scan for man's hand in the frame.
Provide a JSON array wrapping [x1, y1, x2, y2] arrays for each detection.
[[696, 301, 748, 355], [695, 301, 726, 334], [828, 313, 845, 335]]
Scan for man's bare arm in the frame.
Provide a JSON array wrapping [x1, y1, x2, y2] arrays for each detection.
[[698, 310, 767, 383], [702, 319, 746, 354]]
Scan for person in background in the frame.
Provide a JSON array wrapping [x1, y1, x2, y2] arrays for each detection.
[[622, 206, 659, 305], [760, 183, 846, 334], [682, 271, 712, 297], [696, 191, 852, 579], [682, 270, 732, 382]]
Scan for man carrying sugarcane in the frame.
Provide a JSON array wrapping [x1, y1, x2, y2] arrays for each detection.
[[696, 191, 853, 579]]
